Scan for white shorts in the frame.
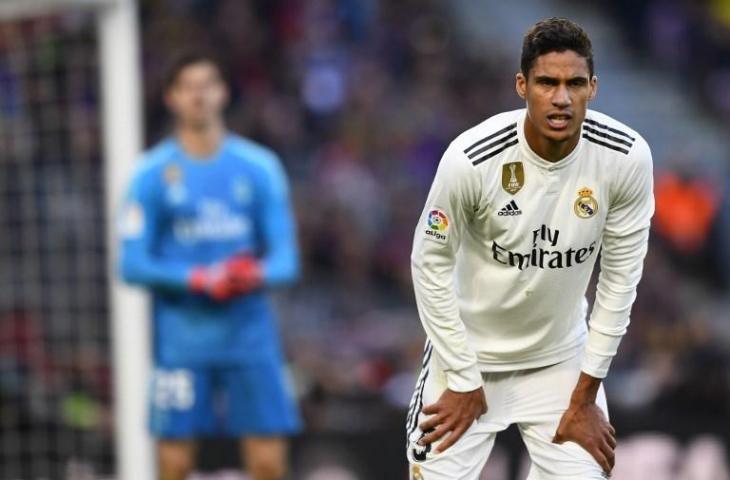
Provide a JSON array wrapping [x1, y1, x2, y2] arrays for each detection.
[[406, 342, 609, 480]]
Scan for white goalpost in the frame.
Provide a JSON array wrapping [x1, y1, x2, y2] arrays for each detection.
[[0, 1, 152, 479], [98, 2, 153, 479]]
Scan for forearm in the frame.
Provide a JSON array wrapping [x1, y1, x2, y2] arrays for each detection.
[[583, 227, 649, 377], [119, 246, 192, 290], [411, 254, 481, 392], [260, 196, 300, 287]]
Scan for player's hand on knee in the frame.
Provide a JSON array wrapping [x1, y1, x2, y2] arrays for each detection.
[[552, 402, 616, 474], [417, 387, 487, 453]]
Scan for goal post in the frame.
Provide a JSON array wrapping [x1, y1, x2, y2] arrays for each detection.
[[0, 1, 152, 479], [97, 2, 154, 480]]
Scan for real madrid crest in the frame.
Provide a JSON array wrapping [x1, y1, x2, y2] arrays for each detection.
[[574, 187, 598, 219], [411, 465, 424, 480], [163, 164, 183, 185], [502, 162, 524, 195]]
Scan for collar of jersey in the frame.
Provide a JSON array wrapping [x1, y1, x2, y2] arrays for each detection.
[[516, 110, 583, 171], [173, 133, 230, 165]]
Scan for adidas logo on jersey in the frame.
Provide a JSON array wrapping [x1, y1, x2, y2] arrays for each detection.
[[498, 200, 522, 216]]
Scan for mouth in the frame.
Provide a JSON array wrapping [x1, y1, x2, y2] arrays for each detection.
[[546, 112, 572, 130]]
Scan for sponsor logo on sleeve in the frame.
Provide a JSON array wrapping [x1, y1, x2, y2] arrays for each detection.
[[424, 209, 449, 243], [119, 202, 144, 238], [574, 187, 598, 219]]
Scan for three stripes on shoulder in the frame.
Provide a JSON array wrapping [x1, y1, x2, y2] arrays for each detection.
[[464, 123, 518, 166], [463, 118, 635, 165], [582, 118, 635, 155]]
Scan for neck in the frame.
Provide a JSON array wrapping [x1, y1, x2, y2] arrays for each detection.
[[523, 118, 580, 163], [176, 121, 225, 159]]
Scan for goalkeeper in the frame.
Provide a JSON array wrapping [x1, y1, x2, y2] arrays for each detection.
[[119, 52, 300, 480]]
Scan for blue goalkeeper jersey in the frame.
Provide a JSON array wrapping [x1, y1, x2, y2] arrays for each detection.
[[118, 134, 299, 367]]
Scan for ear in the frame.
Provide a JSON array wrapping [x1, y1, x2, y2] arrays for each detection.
[[515, 72, 527, 100], [221, 83, 231, 107], [588, 75, 598, 101], [164, 89, 175, 112]]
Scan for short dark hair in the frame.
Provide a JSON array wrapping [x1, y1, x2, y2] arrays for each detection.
[[163, 50, 229, 91], [520, 17, 594, 78]]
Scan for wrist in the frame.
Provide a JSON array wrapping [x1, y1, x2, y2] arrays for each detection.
[[445, 365, 482, 392], [188, 267, 208, 292], [570, 371, 601, 406]]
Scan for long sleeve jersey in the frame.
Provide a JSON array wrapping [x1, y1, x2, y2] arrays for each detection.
[[411, 109, 654, 392], [118, 134, 299, 367]]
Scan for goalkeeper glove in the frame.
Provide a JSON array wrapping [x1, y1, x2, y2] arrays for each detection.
[[189, 263, 236, 301], [225, 255, 263, 293], [188, 256, 263, 301]]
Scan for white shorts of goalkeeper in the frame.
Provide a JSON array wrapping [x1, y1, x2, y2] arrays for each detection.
[[405, 345, 609, 480]]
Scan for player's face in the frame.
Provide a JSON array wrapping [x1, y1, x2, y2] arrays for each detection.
[[165, 61, 228, 129], [516, 50, 597, 144]]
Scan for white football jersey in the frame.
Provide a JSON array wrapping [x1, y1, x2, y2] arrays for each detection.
[[411, 108, 654, 392]]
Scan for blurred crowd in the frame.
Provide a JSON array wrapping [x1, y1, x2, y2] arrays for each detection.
[[1, 0, 729, 478], [603, 0, 730, 121], [591, 0, 730, 424]]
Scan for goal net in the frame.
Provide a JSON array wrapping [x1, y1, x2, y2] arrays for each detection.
[[0, 1, 150, 479]]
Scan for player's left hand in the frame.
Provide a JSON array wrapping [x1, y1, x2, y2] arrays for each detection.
[[225, 255, 263, 293], [552, 401, 616, 475]]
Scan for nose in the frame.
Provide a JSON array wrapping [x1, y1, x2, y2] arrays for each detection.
[[551, 84, 571, 108]]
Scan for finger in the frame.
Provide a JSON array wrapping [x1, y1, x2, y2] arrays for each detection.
[[606, 431, 617, 449], [421, 403, 440, 415], [435, 421, 469, 453], [419, 422, 453, 446], [551, 428, 566, 444], [600, 439, 616, 471], [479, 396, 488, 415], [418, 413, 445, 434], [589, 446, 611, 475], [608, 423, 616, 436]]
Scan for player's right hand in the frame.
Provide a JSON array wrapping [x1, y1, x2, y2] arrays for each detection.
[[417, 387, 487, 453]]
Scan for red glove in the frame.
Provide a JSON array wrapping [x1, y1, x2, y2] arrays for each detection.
[[224, 256, 263, 293], [189, 263, 237, 301], [188, 256, 263, 301]]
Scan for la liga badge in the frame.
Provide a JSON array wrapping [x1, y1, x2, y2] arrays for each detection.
[[424, 209, 449, 243]]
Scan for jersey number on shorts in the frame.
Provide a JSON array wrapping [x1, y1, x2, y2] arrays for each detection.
[[152, 369, 195, 410]]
